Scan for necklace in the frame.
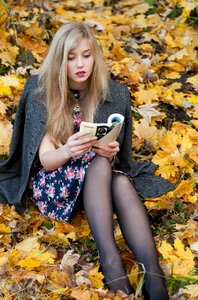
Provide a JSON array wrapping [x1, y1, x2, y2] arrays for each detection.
[[71, 89, 81, 113]]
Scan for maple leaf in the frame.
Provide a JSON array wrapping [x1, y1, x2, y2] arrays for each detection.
[[61, 249, 80, 272], [133, 88, 159, 105], [89, 266, 104, 288], [0, 1, 197, 298], [134, 118, 165, 149], [187, 74, 198, 86], [15, 236, 40, 253], [175, 220, 198, 245], [71, 286, 99, 300], [0, 223, 11, 233], [133, 103, 162, 124], [17, 249, 55, 269], [152, 122, 197, 180], [158, 238, 196, 277]]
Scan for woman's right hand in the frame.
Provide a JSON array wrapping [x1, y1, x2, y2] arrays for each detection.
[[64, 131, 97, 158]]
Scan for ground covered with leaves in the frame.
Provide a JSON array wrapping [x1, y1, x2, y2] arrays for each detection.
[[0, 0, 197, 299]]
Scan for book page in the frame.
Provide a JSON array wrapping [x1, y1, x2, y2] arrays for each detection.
[[80, 113, 124, 147]]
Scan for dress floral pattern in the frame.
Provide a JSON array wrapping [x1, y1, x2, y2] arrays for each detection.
[[28, 110, 96, 222]]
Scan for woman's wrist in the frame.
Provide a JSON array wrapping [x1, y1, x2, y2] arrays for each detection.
[[62, 145, 72, 162]]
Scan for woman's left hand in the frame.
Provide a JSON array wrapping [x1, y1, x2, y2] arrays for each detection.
[[92, 141, 119, 161]]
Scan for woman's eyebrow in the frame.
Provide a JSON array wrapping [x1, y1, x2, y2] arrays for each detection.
[[69, 48, 91, 54]]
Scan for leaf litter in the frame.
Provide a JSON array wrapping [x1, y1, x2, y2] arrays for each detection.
[[0, 0, 198, 299]]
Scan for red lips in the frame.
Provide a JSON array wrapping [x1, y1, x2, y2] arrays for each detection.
[[75, 71, 86, 77]]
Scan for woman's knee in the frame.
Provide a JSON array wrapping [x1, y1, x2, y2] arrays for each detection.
[[112, 173, 137, 194], [87, 155, 111, 173]]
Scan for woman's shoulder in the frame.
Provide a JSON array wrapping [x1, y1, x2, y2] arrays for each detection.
[[107, 78, 130, 101], [108, 78, 129, 94]]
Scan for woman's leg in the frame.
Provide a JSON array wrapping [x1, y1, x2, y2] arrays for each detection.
[[111, 173, 169, 300], [83, 156, 134, 294]]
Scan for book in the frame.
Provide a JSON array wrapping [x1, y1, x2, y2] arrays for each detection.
[[80, 113, 124, 147]]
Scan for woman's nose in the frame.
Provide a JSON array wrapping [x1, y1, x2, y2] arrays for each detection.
[[76, 56, 84, 68]]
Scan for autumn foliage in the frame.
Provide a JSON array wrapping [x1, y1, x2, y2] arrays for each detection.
[[0, 0, 197, 299]]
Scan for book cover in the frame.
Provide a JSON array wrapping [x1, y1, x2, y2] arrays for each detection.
[[80, 113, 124, 147]]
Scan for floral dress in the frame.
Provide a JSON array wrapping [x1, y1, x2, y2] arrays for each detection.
[[28, 110, 96, 222]]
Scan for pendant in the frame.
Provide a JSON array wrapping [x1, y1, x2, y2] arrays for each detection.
[[73, 104, 81, 113]]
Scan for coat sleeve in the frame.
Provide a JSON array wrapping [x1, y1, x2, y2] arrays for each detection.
[[114, 86, 132, 173]]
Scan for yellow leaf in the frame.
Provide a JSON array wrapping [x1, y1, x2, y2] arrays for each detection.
[[168, 82, 182, 91], [89, 266, 104, 288], [134, 119, 163, 149], [139, 43, 154, 55], [0, 223, 11, 233], [15, 237, 40, 254], [71, 287, 99, 300], [17, 249, 54, 269], [174, 238, 194, 262], [0, 84, 12, 97], [187, 94, 198, 105], [168, 48, 188, 61], [190, 120, 198, 129], [0, 41, 18, 65], [0, 252, 9, 267], [158, 241, 173, 260], [165, 33, 183, 48], [42, 231, 76, 245], [187, 74, 198, 86], [128, 264, 140, 288], [111, 41, 126, 60], [158, 238, 195, 277], [0, 75, 20, 87], [181, 1, 197, 19], [0, 2, 8, 25], [152, 122, 197, 180], [162, 71, 181, 79], [134, 88, 159, 105]]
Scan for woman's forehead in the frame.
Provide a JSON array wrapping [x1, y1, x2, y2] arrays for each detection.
[[68, 38, 92, 53]]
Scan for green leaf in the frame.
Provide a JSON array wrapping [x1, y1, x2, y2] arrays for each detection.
[[146, 8, 157, 15], [43, 221, 54, 230], [144, 0, 156, 5], [168, 4, 183, 19]]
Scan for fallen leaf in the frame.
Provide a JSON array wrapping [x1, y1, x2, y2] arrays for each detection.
[[89, 266, 104, 288], [61, 249, 80, 272], [133, 103, 162, 124]]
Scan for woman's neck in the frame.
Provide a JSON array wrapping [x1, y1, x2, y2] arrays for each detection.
[[68, 82, 87, 91]]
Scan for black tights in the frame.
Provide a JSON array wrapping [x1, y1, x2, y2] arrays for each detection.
[[83, 156, 169, 299]]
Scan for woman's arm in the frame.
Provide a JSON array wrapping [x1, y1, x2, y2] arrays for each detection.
[[39, 131, 98, 171]]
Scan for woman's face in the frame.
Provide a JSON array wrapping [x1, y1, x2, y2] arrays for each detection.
[[67, 38, 95, 89]]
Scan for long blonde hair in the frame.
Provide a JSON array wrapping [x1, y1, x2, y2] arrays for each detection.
[[37, 22, 109, 147]]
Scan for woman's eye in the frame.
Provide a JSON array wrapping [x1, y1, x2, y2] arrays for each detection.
[[83, 54, 90, 58], [68, 56, 75, 61]]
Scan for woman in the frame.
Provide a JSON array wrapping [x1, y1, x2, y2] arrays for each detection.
[[0, 22, 171, 299]]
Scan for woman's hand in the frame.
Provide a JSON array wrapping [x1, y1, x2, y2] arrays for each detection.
[[92, 141, 120, 161], [64, 131, 98, 158]]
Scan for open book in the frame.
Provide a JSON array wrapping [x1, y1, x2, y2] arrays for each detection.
[[80, 113, 124, 147]]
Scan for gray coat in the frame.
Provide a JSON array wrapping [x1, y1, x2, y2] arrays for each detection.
[[0, 75, 174, 213]]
